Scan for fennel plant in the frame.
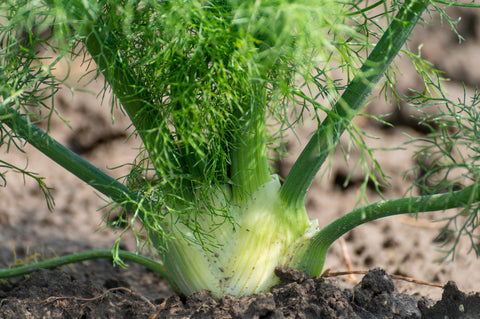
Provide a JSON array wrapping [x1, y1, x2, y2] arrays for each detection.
[[1, 0, 480, 298]]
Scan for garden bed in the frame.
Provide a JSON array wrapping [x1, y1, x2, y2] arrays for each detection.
[[1, 267, 479, 318]]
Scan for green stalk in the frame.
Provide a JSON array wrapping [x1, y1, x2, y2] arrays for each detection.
[[292, 184, 479, 276], [46, 0, 178, 175], [0, 104, 131, 205], [432, 0, 480, 8], [280, 0, 430, 210], [83, 29, 172, 160], [230, 86, 271, 203], [0, 249, 179, 293]]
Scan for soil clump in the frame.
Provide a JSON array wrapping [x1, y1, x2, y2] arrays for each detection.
[[1, 267, 479, 318]]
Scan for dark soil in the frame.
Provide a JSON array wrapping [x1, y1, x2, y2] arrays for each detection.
[[1, 267, 479, 318]]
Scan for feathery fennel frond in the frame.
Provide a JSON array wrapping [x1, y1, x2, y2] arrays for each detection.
[[407, 86, 480, 260]]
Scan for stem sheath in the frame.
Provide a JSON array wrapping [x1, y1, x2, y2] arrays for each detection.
[[231, 85, 271, 203]]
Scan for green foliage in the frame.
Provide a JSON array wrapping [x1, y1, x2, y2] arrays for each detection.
[[408, 86, 480, 260], [2, 0, 372, 245], [0, 160, 54, 210]]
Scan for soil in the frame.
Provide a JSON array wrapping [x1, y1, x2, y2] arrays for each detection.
[[1, 267, 480, 319], [1, 5, 480, 319]]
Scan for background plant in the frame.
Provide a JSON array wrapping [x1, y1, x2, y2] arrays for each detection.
[[1, 0, 479, 298]]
